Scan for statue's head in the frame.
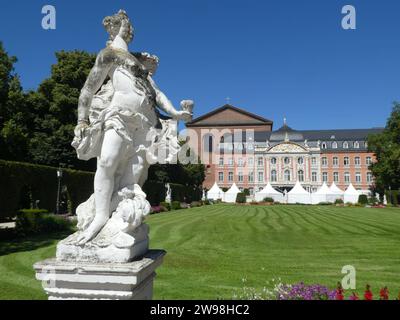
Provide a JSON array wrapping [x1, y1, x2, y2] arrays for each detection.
[[103, 10, 134, 45]]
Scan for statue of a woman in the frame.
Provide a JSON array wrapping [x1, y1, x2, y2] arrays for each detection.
[[70, 10, 192, 245]]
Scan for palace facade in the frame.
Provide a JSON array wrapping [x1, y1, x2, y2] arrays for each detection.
[[186, 104, 383, 196]]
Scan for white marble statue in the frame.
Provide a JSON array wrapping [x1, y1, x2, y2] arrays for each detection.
[[165, 183, 172, 204], [57, 10, 193, 262]]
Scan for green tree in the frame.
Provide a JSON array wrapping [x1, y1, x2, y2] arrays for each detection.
[[0, 43, 32, 161], [368, 103, 400, 193], [28, 50, 96, 170]]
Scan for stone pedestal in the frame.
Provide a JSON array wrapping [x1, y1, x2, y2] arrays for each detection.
[[33, 250, 166, 300]]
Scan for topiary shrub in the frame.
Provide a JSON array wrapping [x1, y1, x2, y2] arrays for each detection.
[[171, 201, 182, 210], [334, 199, 344, 205], [263, 197, 274, 203], [236, 193, 246, 204], [160, 202, 171, 211], [358, 195, 368, 206]]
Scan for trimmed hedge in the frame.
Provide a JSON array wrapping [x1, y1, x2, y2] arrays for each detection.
[[143, 181, 202, 205], [358, 195, 368, 205], [0, 160, 94, 219], [236, 193, 246, 204]]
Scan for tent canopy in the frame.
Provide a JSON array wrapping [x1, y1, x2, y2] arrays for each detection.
[[344, 183, 359, 195], [329, 182, 344, 195], [288, 181, 309, 195], [226, 183, 241, 194], [224, 183, 241, 203], [287, 181, 311, 204], [315, 183, 334, 195], [344, 183, 360, 204], [258, 183, 282, 195], [207, 182, 224, 200], [255, 183, 284, 202]]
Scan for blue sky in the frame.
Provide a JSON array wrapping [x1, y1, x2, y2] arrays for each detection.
[[0, 0, 399, 130]]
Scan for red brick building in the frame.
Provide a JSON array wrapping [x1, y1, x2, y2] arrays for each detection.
[[186, 104, 382, 196]]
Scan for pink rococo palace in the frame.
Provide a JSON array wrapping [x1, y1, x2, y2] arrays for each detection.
[[186, 104, 383, 196]]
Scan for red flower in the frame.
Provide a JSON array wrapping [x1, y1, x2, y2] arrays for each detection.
[[364, 284, 373, 300], [336, 289, 344, 300], [335, 282, 344, 300], [379, 287, 389, 300]]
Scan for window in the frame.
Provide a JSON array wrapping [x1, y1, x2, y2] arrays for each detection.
[[354, 141, 360, 149], [343, 141, 349, 149], [258, 171, 264, 182], [218, 172, 224, 182], [322, 172, 328, 182], [333, 172, 339, 183], [248, 172, 254, 183], [284, 170, 291, 182], [367, 172, 373, 183], [249, 188, 254, 196], [355, 172, 361, 184], [312, 172, 317, 182], [271, 170, 277, 182], [219, 157, 224, 166], [344, 172, 350, 183], [238, 158, 244, 167], [355, 157, 361, 166], [298, 170, 304, 182], [228, 158, 234, 166], [238, 172, 244, 182], [311, 157, 317, 165], [366, 157, 372, 165], [344, 157, 350, 166], [284, 157, 290, 165], [333, 157, 339, 166], [298, 157, 304, 165], [257, 157, 264, 167], [270, 157, 277, 165], [322, 157, 328, 167], [321, 142, 327, 149], [228, 172, 234, 182], [248, 157, 254, 166], [332, 141, 338, 149]]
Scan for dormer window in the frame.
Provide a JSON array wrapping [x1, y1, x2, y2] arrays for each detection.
[[332, 141, 338, 149], [354, 141, 360, 149], [343, 141, 349, 149], [321, 142, 327, 149]]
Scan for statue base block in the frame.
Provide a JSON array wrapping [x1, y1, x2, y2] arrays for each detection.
[[33, 250, 166, 300]]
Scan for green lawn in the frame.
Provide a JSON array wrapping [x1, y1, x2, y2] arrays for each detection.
[[1, 205, 400, 300]]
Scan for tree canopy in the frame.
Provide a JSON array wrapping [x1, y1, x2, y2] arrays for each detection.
[[368, 103, 400, 192]]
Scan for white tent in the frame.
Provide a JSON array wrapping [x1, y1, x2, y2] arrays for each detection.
[[329, 182, 344, 201], [311, 183, 337, 204], [207, 182, 224, 201], [224, 183, 241, 203], [287, 181, 311, 204], [344, 183, 360, 204], [255, 183, 284, 202]]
